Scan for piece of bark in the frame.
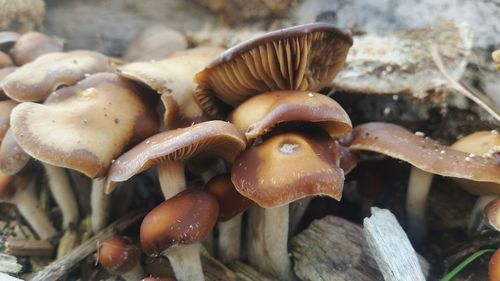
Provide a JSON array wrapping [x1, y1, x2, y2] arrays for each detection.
[[363, 207, 425, 281], [28, 210, 145, 281], [0, 253, 22, 274], [290, 215, 429, 281], [199, 248, 247, 281], [227, 261, 277, 281], [5, 238, 54, 256]]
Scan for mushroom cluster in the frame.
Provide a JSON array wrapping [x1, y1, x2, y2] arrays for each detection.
[[1, 22, 499, 281]]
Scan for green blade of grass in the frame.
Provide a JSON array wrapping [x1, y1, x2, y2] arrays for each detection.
[[440, 249, 495, 281]]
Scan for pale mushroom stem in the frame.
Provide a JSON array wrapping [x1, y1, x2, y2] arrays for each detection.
[[405, 167, 434, 244], [12, 181, 56, 239], [121, 262, 145, 281], [164, 243, 204, 281], [468, 195, 497, 234], [42, 163, 79, 228], [247, 205, 296, 280], [157, 160, 186, 199], [288, 197, 313, 235], [217, 213, 242, 263], [90, 178, 109, 233]]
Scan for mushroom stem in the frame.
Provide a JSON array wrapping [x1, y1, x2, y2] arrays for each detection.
[[90, 178, 109, 233], [217, 213, 242, 263], [157, 160, 186, 199], [12, 181, 56, 239], [121, 262, 145, 281], [164, 243, 204, 281], [42, 163, 79, 228], [247, 205, 296, 280], [405, 167, 433, 244], [468, 195, 497, 234], [288, 197, 312, 236]]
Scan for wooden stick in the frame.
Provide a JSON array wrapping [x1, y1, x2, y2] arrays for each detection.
[[5, 238, 54, 256], [29, 210, 145, 281]]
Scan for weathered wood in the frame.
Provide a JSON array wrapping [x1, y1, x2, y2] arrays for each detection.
[[290, 215, 429, 281], [0, 253, 22, 274], [28, 210, 145, 281], [363, 207, 425, 281], [5, 237, 54, 256], [227, 261, 277, 281]]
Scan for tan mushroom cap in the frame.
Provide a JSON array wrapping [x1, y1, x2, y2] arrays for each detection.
[[107, 120, 246, 185], [0, 51, 13, 68], [229, 90, 352, 142], [98, 236, 141, 274], [0, 167, 32, 200], [117, 47, 223, 129], [194, 23, 353, 119], [0, 67, 17, 100], [485, 199, 500, 232], [0, 129, 30, 175], [0, 100, 17, 139], [2, 50, 110, 102], [232, 131, 344, 208], [9, 73, 159, 178], [348, 123, 500, 195], [140, 189, 219, 256], [205, 174, 253, 221], [10, 31, 64, 65]]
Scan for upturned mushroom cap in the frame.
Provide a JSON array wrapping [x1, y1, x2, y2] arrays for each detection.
[[9, 73, 159, 177], [485, 199, 500, 232], [117, 47, 223, 129], [140, 189, 219, 256], [229, 90, 351, 142], [194, 23, 353, 118], [10, 31, 64, 65], [98, 236, 141, 274], [347, 123, 500, 195], [2, 50, 110, 102], [205, 174, 252, 221], [0, 100, 17, 139], [106, 120, 246, 187], [232, 130, 344, 208]]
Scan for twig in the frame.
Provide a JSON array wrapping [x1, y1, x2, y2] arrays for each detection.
[[430, 45, 500, 122], [29, 210, 145, 281], [5, 238, 54, 256]]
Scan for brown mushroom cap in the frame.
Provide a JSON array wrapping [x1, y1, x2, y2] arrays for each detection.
[[229, 90, 352, 142], [98, 236, 141, 274], [0, 100, 17, 139], [0, 129, 30, 175], [485, 199, 500, 231], [490, 249, 500, 281], [347, 123, 500, 195], [205, 174, 253, 221], [0, 168, 32, 200], [9, 72, 159, 177], [2, 50, 110, 102], [107, 120, 246, 184], [10, 31, 64, 65], [194, 23, 353, 119], [232, 130, 344, 208], [140, 189, 219, 256]]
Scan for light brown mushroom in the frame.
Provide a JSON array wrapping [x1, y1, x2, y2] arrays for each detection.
[[98, 236, 144, 281], [0, 100, 17, 139], [194, 22, 353, 119], [0, 66, 17, 101], [10, 31, 64, 65], [2, 50, 110, 102]]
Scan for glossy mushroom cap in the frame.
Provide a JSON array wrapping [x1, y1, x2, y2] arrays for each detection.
[[229, 90, 352, 142], [140, 189, 219, 256], [194, 23, 353, 119], [9, 73, 160, 177], [347, 123, 500, 196], [490, 249, 500, 281], [0, 100, 17, 139], [106, 120, 246, 189], [10, 31, 64, 65], [2, 50, 110, 102], [98, 236, 141, 274], [232, 130, 344, 207], [205, 174, 252, 221], [485, 199, 500, 231]]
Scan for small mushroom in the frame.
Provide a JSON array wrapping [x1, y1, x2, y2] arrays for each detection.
[[205, 173, 252, 263], [10, 31, 64, 65], [0, 168, 56, 239], [490, 249, 500, 281], [2, 50, 110, 102], [141, 189, 219, 281], [98, 236, 144, 281], [194, 23, 353, 119]]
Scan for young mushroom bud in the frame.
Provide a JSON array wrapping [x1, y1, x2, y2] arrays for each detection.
[[98, 236, 144, 281], [141, 189, 219, 281]]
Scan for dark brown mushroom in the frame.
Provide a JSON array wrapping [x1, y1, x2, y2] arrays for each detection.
[[98, 236, 144, 281]]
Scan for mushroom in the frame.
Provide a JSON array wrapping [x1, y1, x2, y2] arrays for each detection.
[[205, 173, 252, 263], [346, 123, 500, 243], [0, 99, 17, 139], [98, 235, 144, 281], [141, 189, 219, 281], [106, 120, 246, 199], [0, 168, 56, 239], [490, 249, 500, 281], [0, 66, 17, 101], [10, 31, 64, 65], [9, 73, 160, 232], [2, 50, 110, 102], [194, 22, 353, 119], [232, 130, 344, 279], [485, 198, 500, 231], [0, 51, 14, 68]]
